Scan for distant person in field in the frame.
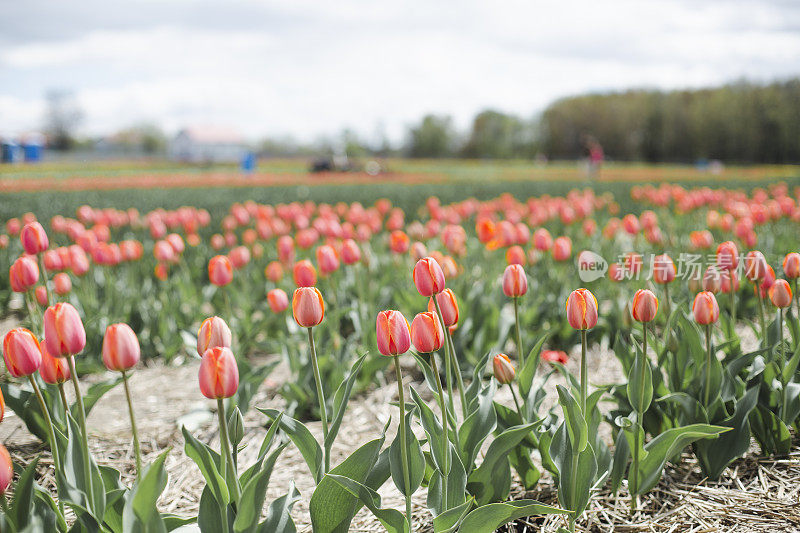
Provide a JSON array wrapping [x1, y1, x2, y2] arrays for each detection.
[[586, 138, 604, 181]]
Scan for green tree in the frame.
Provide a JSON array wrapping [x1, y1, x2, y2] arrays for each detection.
[[461, 110, 533, 159], [406, 114, 456, 158]]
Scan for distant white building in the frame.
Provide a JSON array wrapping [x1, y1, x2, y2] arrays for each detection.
[[170, 126, 247, 163]]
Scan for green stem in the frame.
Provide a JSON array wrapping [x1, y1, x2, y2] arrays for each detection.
[[122, 371, 142, 478], [217, 398, 239, 502], [57, 383, 68, 415], [432, 298, 456, 423], [393, 356, 413, 528], [704, 324, 712, 407], [631, 322, 647, 511], [663, 283, 671, 320], [447, 332, 468, 419], [756, 285, 767, 342], [66, 356, 93, 507], [779, 308, 786, 421], [38, 254, 54, 306], [513, 297, 525, 367], [28, 375, 61, 471], [429, 351, 450, 511], [580, 329, 588, 415], [729, 287, 736, 339], [508, 383, 522, 418], [308, 327, 330, 473]]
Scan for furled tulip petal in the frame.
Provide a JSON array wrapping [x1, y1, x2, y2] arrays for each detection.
[[199, 347, 239, 399], [565, 288, 598, 330], [208, 255, 233, 287], [197, 316, 232, 356], [43, 303, 86, 357], [502, 264, 528, 298], [376, 310, 411, 356], [631, 289, 659, 323], [267, 288, 289, 313], [412, 257, 446, 297], [102, 323, 141, 372], [692, 291, 720, 325], [292, 287, 325, 327], [493, 353, 515, 384], [770, 279, 793, 308], [410, 312, 444, 353], [3, 328, 42, 377]]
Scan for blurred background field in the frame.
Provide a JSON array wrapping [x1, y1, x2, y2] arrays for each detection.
[[1, 158, 798, 222]]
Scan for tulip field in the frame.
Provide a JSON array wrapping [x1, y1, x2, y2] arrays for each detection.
[[2, 171, 800, 532]]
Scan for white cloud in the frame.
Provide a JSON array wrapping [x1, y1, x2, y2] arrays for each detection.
[[0, 0, 798, 141]]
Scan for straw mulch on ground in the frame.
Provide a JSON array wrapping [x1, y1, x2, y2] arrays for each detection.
[[2, 336, 799, 532]]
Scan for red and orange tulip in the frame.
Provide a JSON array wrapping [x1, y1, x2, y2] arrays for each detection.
[[199, 347, 239, 399], [566, 289, 598, 330], [292, 287, 325, 327], [376, 310, 411, 356]]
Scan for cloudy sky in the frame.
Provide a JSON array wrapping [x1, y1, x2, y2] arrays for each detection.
[[1, 0, 799, 142]]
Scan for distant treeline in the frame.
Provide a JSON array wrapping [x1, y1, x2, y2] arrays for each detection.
[[398, 79, 800, 163], [541, 79, 800, 163]]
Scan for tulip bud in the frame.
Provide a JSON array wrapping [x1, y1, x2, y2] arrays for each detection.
[[229, 246, 251, 269], [692, 291, 720, 325], [493, 354, 515, 384], [410, 312, 444, 353], [264, 261, 283, 282], [505, 245, 526, 266], [208, 255, 233, 287], [502, 264, 528, 298], [197, 316, 232, 356], [9, 256, 39, 293], [720, 269, 739, 294], [376, 310, 412, 356], [631, 289, 659, 323], [716, 241, 739, 271], [153, 240, 175, 263], [20, 221, 49, 255], [293, 259, 317, 287], [228, 406, 244, 447], [316, 244, 340, 276], [541, 350, 568, 365], [758, 264, 775, 299], [102, 323, 140, 372], [341, 239, 361, 265], [770, 279, 793, 308], [43, 303, 86, 357], [292, 287, 325, 327], [552, 236, 572, 262], [39, 343, 70, 384], [199, 347, 239, 399], [267, 288, 289, 313], [566, 288, 599, 330], [413, 257, 446, 297], [3, 328, 42, 377], [154, 262, 169, 281], [653, 254, 676, 284], [533, 228, 552, 251], [35, 285, 48, 306], [53, 272, 72, 295], [0, 445, 12, 496], [783, 252, 800, 279], [389, 231, 410, 254], [744, 251, 768, 282], [702, 266, 722, 293], [277, 235, 295, 264], [428, 288, 459, 327]]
